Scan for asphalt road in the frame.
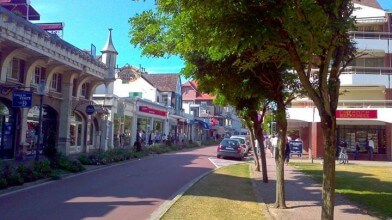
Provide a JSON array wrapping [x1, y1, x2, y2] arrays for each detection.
[[0, 146, 217, 220]]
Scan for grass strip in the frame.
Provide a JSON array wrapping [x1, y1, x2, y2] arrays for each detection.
[[162, 163, 265, 220], [291, 162, 392, 219]]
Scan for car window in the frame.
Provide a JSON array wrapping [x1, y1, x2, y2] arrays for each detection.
[[231, 138, 245, 144]]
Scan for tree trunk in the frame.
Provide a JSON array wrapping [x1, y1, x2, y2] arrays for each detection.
[[320, 113, 337, 220], [247, 123, 261, 172], [274, 100, 287, 208], [250, 111, 268, 183]]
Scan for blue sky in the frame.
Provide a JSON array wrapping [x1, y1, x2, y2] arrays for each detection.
[[31, 0, 392, 76], [32, 0, 184, 75]]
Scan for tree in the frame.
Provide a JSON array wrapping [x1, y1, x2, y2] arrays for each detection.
[[187, 53, 270, 181], [130, 1, 355, 218]]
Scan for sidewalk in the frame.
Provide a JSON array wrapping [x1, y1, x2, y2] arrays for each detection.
[[252, 154, 380, 220]]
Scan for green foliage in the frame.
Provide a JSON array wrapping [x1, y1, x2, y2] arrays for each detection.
[[77, 153, 92, 165], [17, 163, 36, 182], [0, 177, 7, 189], [33, 159, 52, 179]]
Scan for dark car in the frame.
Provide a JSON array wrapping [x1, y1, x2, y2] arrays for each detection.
[[217, 138, 245, 160]]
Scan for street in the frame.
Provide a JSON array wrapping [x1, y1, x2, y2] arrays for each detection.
[[0, 146, 218, 220]]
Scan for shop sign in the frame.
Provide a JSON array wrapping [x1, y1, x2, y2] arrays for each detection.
[[336, 110, 377, 119], [12, 90, 32, 108], [118, 66, 140, 84], [139, 106, 167, 116], [85, 105, 95, 115]]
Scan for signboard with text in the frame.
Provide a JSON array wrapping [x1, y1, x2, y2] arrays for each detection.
[[336, 110, 377, 119], [139, 106, 167, 117], [12, 91, 32, 108], [289, 141, 303, 157]]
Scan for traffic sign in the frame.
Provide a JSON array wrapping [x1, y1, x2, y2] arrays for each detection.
[[12, 90, 33, 108]]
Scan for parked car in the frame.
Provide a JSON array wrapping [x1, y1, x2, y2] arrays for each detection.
[[230, 135, 250, 153], [217, 138, 245, 160]]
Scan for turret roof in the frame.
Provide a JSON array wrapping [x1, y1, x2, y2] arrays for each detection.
[[101, 28, 118, 54]]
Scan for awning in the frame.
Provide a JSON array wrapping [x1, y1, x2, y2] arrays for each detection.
[[194, 119, 210, 130]]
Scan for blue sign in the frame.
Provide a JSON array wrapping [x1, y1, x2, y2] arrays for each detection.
[[85, 105, 95, 115], [12, 91, 33, 108], [289, 141, 303, 157]]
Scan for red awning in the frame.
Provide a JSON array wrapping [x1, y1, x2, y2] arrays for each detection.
[[0, 0, 40, 20]]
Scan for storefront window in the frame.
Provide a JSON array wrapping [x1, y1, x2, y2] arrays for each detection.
[[337, 125, 386, 154]]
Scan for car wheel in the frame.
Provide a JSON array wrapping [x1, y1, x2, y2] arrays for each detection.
[[217, 155, 221, 159]]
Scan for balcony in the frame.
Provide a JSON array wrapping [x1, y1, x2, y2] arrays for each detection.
[[291, 99, 392, 108], [168, 107, 185, 117], [355, 17, 387, 25], [350, 31, 392, 40], [341, 66, 392, 75]]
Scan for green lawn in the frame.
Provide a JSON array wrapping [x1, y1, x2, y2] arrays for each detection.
[[162, 163, 265, 220], [291, 162, 392, 219]]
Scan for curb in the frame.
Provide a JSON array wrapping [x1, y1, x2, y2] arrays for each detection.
[[148, 168, 216, 220], [250, 164, 274, 220]]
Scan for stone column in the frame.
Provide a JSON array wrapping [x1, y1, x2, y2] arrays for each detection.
[[57, 82, 72, 155], [131, 114, 138, 145]]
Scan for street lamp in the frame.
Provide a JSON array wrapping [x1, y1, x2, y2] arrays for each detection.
[[35, 80, 45, 161]]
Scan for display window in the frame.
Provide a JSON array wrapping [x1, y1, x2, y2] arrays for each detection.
[[337, 125, 386, 154]]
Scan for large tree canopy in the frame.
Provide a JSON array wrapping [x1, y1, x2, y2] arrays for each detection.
[[130, 0, 356, 218]]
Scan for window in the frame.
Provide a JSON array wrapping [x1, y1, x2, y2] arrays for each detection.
[[81, 83, 90, 98], [162, 94, 168, 106], [32, 66, 46, 85], [7, 58, 20, 80], [72, 79, 78, 97], [352, 58, 384, 67], [51, 73, 62, 92]]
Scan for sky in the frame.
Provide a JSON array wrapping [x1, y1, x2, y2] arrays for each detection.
[[30, 0, 392, 76], [31, 0, 184, 75]]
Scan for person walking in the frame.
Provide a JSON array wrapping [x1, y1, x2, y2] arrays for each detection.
[[270, 135, 278, 158], [354, 140, 360, 160], [368, 137, 375, 160], [285, 139, 291, 165]]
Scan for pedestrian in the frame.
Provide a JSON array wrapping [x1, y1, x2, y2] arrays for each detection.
[[134, 137, 142, 152], [270, 135, 278, 158], [368, 137, 375, 160], [354, 140, 360, 160], [285, 139, 291, 165]]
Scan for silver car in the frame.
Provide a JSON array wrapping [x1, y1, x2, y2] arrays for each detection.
[[230, 135, 250, 154], [217, 138, 245, 160]]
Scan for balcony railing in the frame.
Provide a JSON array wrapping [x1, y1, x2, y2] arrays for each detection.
[[355, 17, 387, 24], [350, 31, 392, 40], [291, 100, 392, 108], [341, 66, 392, 75]]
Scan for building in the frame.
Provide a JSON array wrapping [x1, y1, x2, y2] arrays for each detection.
[[0, 3, 115, 159], [182, 80, 245, 140], [95, 66, 185, 145], [287, 0, 392, 161]]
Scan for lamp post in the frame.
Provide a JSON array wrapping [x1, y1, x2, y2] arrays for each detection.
[[35, 80, 45, 161]]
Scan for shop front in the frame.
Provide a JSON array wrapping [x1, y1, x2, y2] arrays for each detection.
[[0, 99, 15, 159], [26, 105, 58, 156], [287, 108, 392, 161], [132, 101, 168, 145]]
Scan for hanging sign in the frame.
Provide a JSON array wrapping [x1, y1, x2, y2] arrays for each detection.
[[85, 105, 95, 115], [12, 90, 32, 108]]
